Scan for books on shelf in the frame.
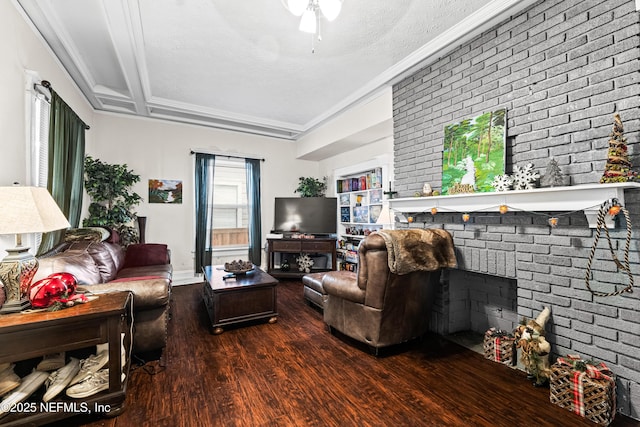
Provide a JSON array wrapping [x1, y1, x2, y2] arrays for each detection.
[[336, 167, 383, 193]]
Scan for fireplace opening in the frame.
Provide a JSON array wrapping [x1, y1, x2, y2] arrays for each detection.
[[432, 270, 518, 354]]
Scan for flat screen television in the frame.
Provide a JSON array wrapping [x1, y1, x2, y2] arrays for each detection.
[[273, 197, 337, 235]]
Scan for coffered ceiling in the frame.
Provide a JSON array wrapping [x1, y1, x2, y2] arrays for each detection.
[[16, 0, 534, 141]]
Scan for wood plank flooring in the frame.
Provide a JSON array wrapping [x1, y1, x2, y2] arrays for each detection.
[[56, 280, 637, 427]]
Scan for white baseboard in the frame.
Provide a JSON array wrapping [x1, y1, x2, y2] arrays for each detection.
[[171, 269, 202, 286]]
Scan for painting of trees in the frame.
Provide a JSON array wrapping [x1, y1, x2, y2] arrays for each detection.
[[442, 108, 506, 195], [149, 179, 183, 204]]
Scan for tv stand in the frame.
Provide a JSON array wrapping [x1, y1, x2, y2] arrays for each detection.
[[267, 237, 337, 279]]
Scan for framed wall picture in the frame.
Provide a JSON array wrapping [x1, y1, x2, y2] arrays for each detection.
[[369, 205, 382, 223], [353, 206, 369, 223], [369, 189, 383, 204], [340, 207, 350, 222], [149, 179, 183, 204], [442, 108, 506, 195]]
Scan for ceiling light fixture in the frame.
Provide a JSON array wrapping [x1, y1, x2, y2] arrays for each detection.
[[283, 0, 343, 52]]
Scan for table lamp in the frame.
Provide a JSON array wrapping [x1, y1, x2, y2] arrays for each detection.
[[0, 186, 70, 313], [375, 205, 394, 229]]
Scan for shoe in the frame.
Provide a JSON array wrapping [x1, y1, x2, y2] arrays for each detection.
[[97, 333, 127, 369], [0, 365, 20, 397], [42, 358, 80, 402], [69, 351, 108, 386], [0, 370, 48, 416], [36, 352, 66, 371], [121, 332, 127, 369], [96, 342, 108, 354], [66, 369, 109, 398]]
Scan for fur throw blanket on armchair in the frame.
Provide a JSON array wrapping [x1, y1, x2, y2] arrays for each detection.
[[376, 229, 457, 275]]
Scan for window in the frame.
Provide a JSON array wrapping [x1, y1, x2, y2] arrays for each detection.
[[211, 159, 249, 249], [30, 89, 50, 188], [26, 75, 51, 253]]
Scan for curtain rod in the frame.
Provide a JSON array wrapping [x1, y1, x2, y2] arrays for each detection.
[[34, 80, 90, 130], [190, 150, 265, 162]]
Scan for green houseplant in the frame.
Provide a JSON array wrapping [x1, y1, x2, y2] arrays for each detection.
[[83, 156, 142, 246], [294, 176, 327, 197]]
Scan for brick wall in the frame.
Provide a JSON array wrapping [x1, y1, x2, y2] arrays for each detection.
[[393, 0, 640, 418]]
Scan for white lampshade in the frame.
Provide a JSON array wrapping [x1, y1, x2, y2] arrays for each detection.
[[287, 0, 308, 16], [0, 186, 70, 313], [319, 0, 342, 21], [0, 186, 70, 236], [299, 8, 317, 33], [375, 205, 394, 227]]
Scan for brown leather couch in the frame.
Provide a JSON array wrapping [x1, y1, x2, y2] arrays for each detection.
[[316, 229, 456, 353], [34, 240, 172, 354]]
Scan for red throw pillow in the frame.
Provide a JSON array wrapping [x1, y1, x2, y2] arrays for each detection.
[[123, 244, 168, 268]]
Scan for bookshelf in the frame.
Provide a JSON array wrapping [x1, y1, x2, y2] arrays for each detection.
[[335, 167, 385, 272]]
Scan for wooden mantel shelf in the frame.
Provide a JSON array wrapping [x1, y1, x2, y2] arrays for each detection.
[[388, 183, 640, 228]]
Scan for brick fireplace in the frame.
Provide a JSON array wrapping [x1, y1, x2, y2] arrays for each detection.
[[390, 0, 640, 418]]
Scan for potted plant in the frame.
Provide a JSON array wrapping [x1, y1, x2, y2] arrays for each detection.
[[82, 156, 142, 246], [294, 176, 327, 197]]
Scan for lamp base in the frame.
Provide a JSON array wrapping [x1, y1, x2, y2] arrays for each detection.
[[0, 246, 38, 314], [0, 297, 31, 314]]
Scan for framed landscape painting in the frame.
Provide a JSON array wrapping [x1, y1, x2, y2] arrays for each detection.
[[149, 179, 183, 204], [441, 108, 506, 195]]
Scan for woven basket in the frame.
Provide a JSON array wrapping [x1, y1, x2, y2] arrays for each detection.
[[550, 361, 616, 426], [483, 329, 515, 366]]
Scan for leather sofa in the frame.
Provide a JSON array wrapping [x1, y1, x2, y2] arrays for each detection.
[[310, 229, 456, 353], [34, 239, 172, 354]]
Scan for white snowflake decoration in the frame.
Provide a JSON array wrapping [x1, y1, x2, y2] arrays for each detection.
[[511, 163, 540, 190], [296, 253, 314, 273], [491, 174, 513, 192]]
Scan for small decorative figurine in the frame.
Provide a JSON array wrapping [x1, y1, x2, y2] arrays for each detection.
[[511, 163, 540, 190], [491, 174, 513, 192], [514, 307, 552, 387], [540, 158, 565, 187], [600, 114, 637, 183]]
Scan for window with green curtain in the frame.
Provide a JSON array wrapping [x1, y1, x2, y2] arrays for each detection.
[[38, 90, 88, 255]]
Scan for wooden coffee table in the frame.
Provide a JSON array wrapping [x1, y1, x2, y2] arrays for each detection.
[[202, 265, 278, 334]]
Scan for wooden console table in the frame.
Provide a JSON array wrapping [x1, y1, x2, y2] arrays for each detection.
[[0, 291, 133, 426], [267, 237, 337, 279]]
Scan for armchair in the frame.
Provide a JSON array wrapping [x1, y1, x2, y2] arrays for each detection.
[[322, 229, 456, 353]]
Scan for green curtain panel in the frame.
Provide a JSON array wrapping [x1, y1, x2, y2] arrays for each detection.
[[194, 153, 215, 273], [245, 158, 262, 266], [38, 90, 87, 255]]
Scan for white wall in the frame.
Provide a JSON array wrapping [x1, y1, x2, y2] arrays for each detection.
[[0, 1, 94, 256], [89, 112, 319, 282]]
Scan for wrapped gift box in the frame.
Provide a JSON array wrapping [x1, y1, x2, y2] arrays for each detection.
[[550, 355, 616, 426], [483, 328, 515, 366]]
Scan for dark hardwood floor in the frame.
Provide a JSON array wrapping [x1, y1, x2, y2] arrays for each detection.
[[57, 280, 638, 427]]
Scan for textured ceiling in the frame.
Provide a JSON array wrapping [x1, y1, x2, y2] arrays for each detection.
[[16, 0, 534, 141]]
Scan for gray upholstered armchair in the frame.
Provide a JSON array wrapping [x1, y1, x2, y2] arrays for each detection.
[[321, 229, 456, 353]]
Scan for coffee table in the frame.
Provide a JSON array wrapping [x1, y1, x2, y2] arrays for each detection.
[[202, 265, 278, 334]]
